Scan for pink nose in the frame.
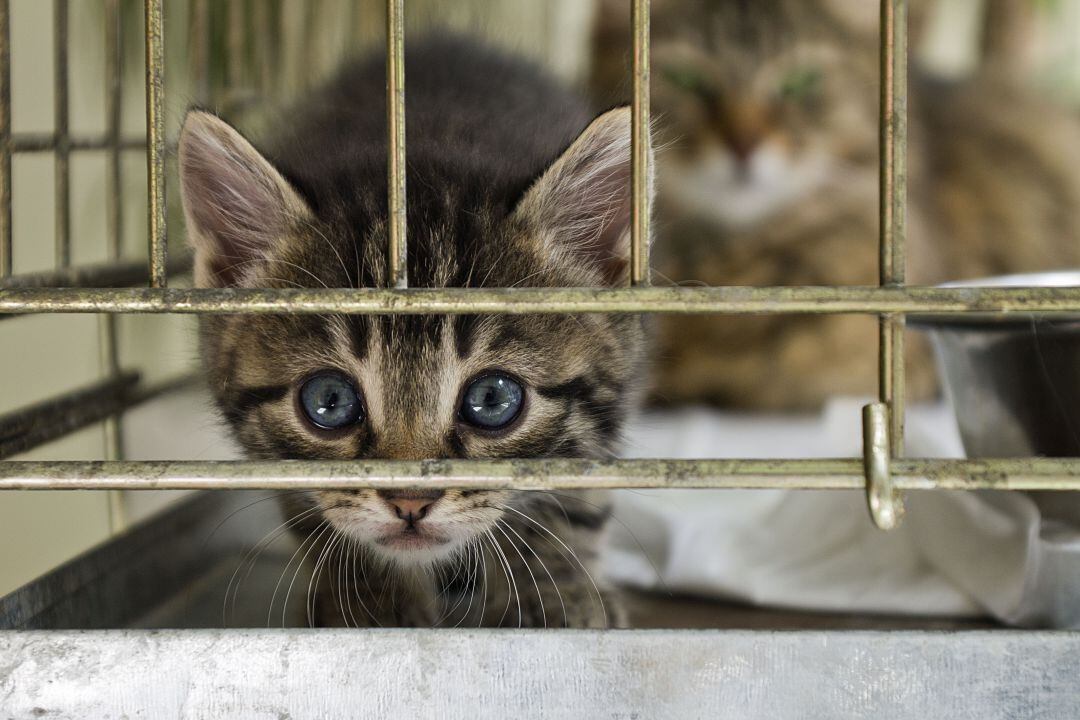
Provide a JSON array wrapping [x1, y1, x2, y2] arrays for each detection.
[[379, 491, 443, 522]]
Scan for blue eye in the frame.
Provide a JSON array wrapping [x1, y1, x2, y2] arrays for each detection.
[[299, 373, 364, 430], [459, 373, 524, 430]]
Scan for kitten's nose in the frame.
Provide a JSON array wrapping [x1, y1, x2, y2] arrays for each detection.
[[379, 490, 444, 522]]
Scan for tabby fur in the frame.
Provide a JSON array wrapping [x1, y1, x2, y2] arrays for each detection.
[[179, 38, 652, 627], [592, 0, 1080, 410]]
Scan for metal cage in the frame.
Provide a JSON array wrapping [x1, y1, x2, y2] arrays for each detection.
[[1, 0, 1078, 518], [2, 1, 1080, 717]]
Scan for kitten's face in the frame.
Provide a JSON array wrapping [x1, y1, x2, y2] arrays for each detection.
[[596, 0, 882, 229], [179, 109, 646, 566]]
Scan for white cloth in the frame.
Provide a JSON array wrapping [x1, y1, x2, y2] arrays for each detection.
[[607, 398, 1080, 627]]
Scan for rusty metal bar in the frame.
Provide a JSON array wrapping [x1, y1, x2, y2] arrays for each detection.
[[386, 0, 407, 288], [144, 0, 167, 288], [53, 0, 71, 268], [0, 374, 194, 461], [630, 0, 651, 286], [2, 457, 1080, 491], [3, 285, 1080, 316], [879, 0, 907, 455], [0, 0, 10, 278]]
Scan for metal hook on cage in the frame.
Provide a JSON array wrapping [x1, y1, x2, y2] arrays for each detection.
[[863, 402, 904, 530]]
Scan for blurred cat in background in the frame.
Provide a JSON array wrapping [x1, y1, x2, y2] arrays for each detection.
[[592, 0, 1080, 410]]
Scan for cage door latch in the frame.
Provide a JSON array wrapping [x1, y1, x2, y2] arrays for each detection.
[[863, 402, 904, 530]]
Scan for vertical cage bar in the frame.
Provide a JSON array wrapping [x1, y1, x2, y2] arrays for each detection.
[[145, 0, 167, 288], [386, 0, 407, 288], [103, 0, 126, 532], [0, 0, 10, 278], [53, 0, 71, 269], [630, 0, 651, 286], [879, 0, 906, 456]]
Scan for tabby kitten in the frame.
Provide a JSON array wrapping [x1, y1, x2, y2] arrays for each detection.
[[178, 38, 650, 628], [592, 0, 1080, 410]]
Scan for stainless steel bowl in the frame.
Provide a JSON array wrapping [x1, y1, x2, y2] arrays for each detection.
[[913, 272, 1080, 458]]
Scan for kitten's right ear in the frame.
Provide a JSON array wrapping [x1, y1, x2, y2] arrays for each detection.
[[178, 111, 312, 287]]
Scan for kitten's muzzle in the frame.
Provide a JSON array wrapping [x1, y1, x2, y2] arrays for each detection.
[[378, 490, 444, 525]]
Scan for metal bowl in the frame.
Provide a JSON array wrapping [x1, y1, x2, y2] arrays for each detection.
[[913, 271, 1080, 458]]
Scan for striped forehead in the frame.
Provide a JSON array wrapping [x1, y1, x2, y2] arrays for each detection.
[[322, 315, 461, 433]]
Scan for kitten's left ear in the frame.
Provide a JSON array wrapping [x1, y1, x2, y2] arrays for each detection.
[[513, 106, 651, 286]]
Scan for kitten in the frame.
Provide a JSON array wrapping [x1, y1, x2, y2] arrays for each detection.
[[592, 0, 1080, 410], [178, 37, 651, 628]]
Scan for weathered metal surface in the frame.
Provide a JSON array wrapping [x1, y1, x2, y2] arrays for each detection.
[[863, 402, 903, 529], [102, 0, 127, 532], [4, 457, 1080, 491], [144, 0, 167, 288], [0, 489, 1071, 719], [630, 0, 651, 286], [1, 629, 1078, 719], [879, 0, 907, 456], [4, 285, 1080, 315], [386, 0, 407, 288]]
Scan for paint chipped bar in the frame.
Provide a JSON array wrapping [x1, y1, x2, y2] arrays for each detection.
[[145, 0, 167, 288], [3, 458, 1080, 492], [630, 0, 650, 286], [386, 0, 407, 288], [4, 285, 1080, 315], [878, 0, 907, 456]]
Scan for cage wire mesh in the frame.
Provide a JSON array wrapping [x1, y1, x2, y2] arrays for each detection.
[[0, 0, 1079, 542]]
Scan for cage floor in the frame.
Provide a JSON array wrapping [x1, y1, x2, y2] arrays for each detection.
[[0, 490, 995, 631]]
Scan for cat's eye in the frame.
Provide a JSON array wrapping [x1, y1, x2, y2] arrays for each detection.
[[299, 372, 364, 430], [780, 67, 823, 101], [459, 373, 524, 430]]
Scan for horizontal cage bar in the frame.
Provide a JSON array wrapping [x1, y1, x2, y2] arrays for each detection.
[[2, 286, 1080, 315], [2, 458, 1080, 491]]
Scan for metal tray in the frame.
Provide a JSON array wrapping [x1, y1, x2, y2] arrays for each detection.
[[1, 492, 1078, 718]]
